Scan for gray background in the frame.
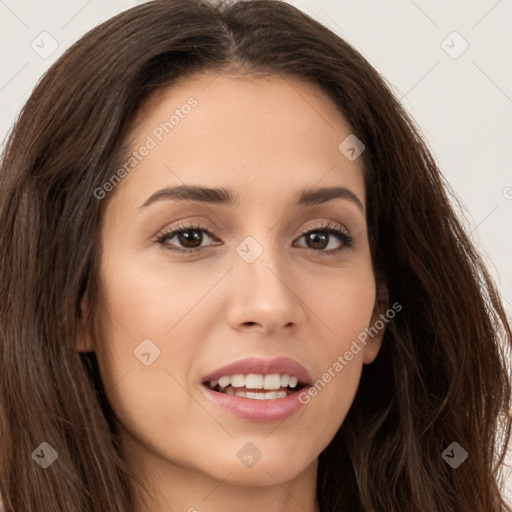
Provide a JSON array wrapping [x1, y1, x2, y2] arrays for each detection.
[[1, 0, 511, 500]]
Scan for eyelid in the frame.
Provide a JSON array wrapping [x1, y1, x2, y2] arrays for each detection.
[[154, 219, 355, 255], [153, 221, 218, 246]]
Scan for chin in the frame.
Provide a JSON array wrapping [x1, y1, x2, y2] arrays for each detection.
[[196, 446, 316, 487]]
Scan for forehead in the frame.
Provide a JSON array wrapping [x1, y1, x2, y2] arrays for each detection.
[[109, 72, 365, 212]]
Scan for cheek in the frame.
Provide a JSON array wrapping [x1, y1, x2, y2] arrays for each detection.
[[97, 247, 218, 339], [298, 263, 376, 425], [327, 285, 375, 340], [93, 249, 222, 431], [311, 260, 376, 348], [92, 258, 204, 462]]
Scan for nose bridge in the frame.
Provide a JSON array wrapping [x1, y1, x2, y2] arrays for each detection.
[[238, 234, 288, 297], [227, 228, 305, 334]]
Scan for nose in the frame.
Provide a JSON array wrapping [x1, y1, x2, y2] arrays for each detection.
[[226, 238, 306, 336]]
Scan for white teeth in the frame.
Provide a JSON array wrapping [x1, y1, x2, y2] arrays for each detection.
[[263, 374, 281, 390], [245, 374, 263, 389], [217, 388, 290, 400], [207, 373, 305, 394], [246, 392, 264, 400], [231, 374, 245, 387], [241, 390, 288, 400], [218, 376, 231, 388]]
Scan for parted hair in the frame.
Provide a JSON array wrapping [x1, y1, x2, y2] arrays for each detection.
[[0, 0, 511, 510]]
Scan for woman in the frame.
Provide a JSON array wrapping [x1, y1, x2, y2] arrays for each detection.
[[0, 0, 510, 510]]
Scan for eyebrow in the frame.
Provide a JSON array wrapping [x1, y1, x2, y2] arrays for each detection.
[[139, 184, 365, 213]]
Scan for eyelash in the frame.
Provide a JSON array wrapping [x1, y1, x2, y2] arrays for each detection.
[[154, 221, 355, 257]]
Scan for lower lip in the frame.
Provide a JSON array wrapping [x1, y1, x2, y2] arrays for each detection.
[[201, 385, 310, 423]]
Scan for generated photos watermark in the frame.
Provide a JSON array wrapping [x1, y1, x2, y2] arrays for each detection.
[[93, 97, 198, 200], [298, 301, 402, 404]]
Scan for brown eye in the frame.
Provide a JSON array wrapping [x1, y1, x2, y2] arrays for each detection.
[[304, 231, 330, 250], [156, 223, 220, 253], [295, 223, 354, 256], [170, 229, 204, 249]]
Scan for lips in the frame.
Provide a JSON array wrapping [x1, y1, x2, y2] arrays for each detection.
[[200, 356, 313, 422]]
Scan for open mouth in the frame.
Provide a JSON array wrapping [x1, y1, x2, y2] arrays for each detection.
[[203, 373, 308, 400]]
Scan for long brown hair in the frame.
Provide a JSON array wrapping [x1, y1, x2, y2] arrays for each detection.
[[1, 0, 510, 510]]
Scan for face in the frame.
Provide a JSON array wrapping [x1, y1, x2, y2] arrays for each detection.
[[81, 73, 384, 491]]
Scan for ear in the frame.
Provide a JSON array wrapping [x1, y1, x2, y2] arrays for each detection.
[[362, 283, 389, 364], [77, 293, 96, 353]]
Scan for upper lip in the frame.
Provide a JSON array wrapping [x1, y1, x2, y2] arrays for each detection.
[[202, 356, 313, 385]]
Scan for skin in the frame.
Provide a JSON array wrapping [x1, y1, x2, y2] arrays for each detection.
[[79, 72, 386, 512]]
